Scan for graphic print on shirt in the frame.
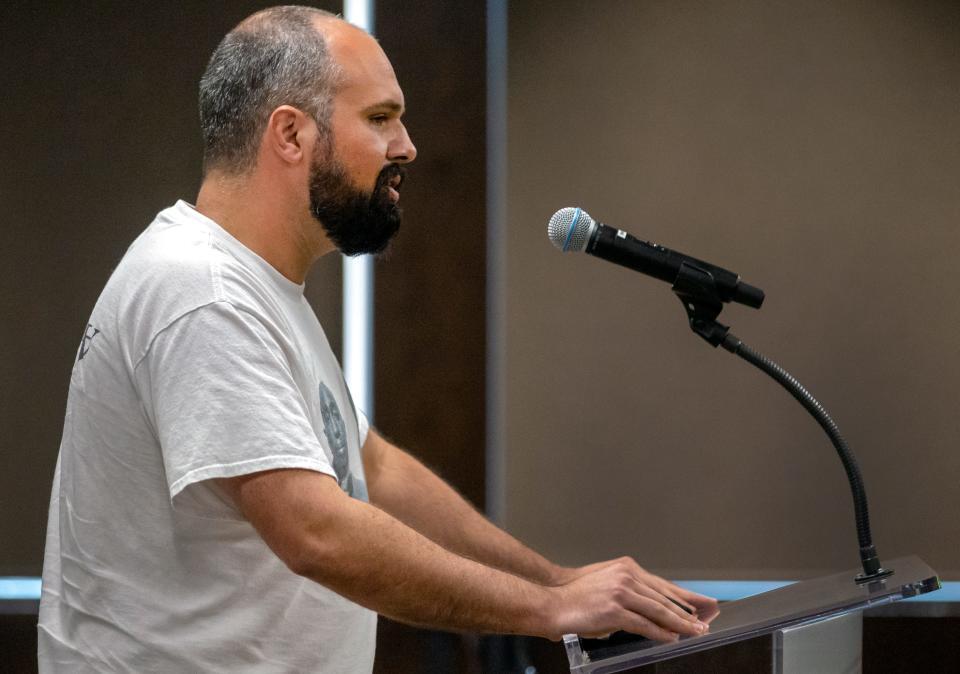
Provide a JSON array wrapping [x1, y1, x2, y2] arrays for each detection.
[[319, 382, 367, 501], [77, 324, 100, 362]]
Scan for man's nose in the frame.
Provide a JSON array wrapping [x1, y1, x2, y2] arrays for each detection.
[[388, 124, 417, 164]]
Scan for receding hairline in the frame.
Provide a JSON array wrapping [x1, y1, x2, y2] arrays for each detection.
[[233, 7, 364, 43], [231, 9, 379, 89], [198, 6, 353, 176]]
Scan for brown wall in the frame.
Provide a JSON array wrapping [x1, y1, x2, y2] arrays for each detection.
[[375, 0, 487, 509], [503, 0, 960, 580]]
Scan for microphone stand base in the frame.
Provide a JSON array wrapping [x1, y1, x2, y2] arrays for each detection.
[[854, 567, 895, 584]]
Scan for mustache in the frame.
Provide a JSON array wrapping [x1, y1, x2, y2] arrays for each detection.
[[377, 163, 406, 191]]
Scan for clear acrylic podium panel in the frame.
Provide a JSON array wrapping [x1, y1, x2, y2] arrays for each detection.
[[563, 555, 940, 673]]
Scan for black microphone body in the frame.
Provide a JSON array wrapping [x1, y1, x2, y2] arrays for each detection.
[[588, 222, 764, 308]]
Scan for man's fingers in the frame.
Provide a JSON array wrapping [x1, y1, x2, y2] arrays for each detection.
[[640, 573, 718, 618], [604, 560, 698, 621], [615, 560, 701, 616], [614, 613, 679, 643], [664, 590, 699, 617], [603, 564, 707, 631], [630, 579, 701, 624], [652, 582, 698, 614], [663, 582, 715, 606], [621, 590, 707, 637], [560, 559, 716, 642], [669, 586, 720, 620]]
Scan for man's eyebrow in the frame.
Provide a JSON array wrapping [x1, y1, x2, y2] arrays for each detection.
[[362, 100, 405, 115]]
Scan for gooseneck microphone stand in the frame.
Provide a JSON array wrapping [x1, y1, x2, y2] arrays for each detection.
[[672, 261, 892, 583]]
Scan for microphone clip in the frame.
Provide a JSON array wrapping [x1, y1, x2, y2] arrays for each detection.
[[672, 261, 731, 347]]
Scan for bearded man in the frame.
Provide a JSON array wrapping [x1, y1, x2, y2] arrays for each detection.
[[38, 6, 715, 672]]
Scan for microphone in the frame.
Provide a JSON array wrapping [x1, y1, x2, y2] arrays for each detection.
[[548, 208, 897, 586], [547, 207, 764, 309]]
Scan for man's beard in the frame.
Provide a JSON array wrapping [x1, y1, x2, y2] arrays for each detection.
[[308, 153, 405, 257]]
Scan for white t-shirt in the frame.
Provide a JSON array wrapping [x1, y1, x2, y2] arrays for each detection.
[[38, 201, 376, 673]]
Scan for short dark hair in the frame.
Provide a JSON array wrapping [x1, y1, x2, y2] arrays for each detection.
[[198, 6, 342, 175]]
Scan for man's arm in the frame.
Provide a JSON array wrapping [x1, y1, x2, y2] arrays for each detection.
[[361, 429, 718, 617], [361, 429, 565, 585], [218, 468, 707, 641]]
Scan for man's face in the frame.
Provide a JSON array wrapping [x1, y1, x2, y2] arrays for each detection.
[[309, 26, 416, 256], [308, 140, 405, 256]]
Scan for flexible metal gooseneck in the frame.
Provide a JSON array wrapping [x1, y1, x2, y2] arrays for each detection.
[[672, 260, 892, 583], [719, 333, 891, 582]]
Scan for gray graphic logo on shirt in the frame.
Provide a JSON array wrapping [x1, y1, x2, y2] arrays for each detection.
[[77, 324, 100, 362], [318, 382, 367, 500]]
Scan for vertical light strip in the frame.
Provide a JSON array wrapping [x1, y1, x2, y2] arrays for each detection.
[[342, 0, 375, 420], [485, 0, 507, 523]]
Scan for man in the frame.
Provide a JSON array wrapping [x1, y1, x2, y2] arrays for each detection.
[[39, 6, 716, 672]]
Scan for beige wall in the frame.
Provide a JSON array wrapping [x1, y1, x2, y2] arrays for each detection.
[[504, 0, 960, 579]]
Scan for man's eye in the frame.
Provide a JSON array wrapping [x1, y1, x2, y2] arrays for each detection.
[[370, 115, 388, 125]]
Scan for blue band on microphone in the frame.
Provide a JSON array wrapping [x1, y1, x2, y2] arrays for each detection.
[[562, 207, 581, 252]]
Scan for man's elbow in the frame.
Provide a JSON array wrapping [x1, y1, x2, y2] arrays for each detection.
[[281, 536, 330, 579], [269, 507, 359, 581], [217, 469, 357, 582]]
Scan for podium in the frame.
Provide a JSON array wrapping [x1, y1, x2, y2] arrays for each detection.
[[563, 555, 940, 673]]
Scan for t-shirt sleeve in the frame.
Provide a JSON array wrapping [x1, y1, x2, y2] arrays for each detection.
[[135, 301, 338, 504], [357, 410, 370, 448]]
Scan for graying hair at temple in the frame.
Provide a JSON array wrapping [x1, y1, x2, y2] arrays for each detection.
[[198, 5, 343, 175]]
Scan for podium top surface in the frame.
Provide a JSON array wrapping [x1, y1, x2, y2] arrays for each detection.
[[564, 555, 940, 673]]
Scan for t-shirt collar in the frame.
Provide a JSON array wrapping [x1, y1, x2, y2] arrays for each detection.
[[174, 200, 307, 297]]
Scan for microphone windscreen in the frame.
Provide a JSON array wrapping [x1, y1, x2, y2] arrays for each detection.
[[547, 207, 596, 253]]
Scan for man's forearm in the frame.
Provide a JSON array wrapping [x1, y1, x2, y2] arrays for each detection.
[[226, 468, 552, 635], [364, 433, 568, 585], [306, 495, 555, 634], [223, 468, 709, 642]]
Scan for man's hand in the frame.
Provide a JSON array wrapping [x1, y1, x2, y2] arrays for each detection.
[[542, 558, 713, 642], [550, 557, 720, 627]]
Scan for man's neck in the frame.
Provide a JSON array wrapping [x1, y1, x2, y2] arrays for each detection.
[[195, 171, 335, 284]]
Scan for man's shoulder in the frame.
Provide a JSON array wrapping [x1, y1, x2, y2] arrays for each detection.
[[89, 201, 298, 368], [113, 204, 225, 305], [122, 201, 291, 306], [88, 204, 236, 362]]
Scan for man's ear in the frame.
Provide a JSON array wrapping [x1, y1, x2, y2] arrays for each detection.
[[264, 105, 314, 166]]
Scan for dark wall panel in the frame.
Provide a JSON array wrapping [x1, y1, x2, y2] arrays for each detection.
[[0, 0, 342, 575], [1, 3, 489, 670], [375, 1, 487, 508], [372, 4, 489, 671]]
